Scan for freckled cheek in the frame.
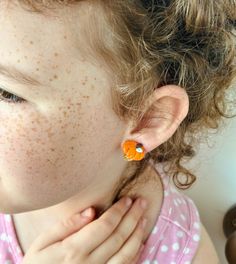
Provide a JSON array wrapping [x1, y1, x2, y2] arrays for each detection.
[[0, 114, 60, 189]]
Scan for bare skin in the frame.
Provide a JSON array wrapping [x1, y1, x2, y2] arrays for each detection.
[[13, 163, 164, 255]]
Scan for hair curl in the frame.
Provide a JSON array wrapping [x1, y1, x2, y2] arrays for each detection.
[[9, 0, 236, 204]]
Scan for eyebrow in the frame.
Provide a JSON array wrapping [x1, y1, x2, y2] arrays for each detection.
[[0, 63, 42, 87]]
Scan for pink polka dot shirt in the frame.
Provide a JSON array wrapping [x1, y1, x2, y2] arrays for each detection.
[[0, 160, 201, 264], [137, 159, 201, 263]]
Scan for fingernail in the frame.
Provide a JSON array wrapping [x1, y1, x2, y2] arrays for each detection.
[[81, 208, 92, 218]]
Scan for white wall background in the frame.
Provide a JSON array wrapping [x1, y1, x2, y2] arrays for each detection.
[[179, 116, 236, 263]]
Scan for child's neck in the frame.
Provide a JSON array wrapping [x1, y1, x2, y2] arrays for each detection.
[[13, 164, 164, 255]]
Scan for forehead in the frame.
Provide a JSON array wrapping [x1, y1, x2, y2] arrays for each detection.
[[0, 1, 100, 88]]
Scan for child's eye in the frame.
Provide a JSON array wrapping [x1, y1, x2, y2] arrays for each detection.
[[0, 87, 26, 104]]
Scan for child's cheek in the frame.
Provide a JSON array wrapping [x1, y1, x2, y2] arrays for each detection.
[[0, 104, 82, 210]]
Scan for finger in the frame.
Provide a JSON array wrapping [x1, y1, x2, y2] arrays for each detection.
[[29, 207, 96, 252], [89, 197, 147, 262], [64, 196, 133, 254], [107, 217, 147, 264], [130, 243, 145, 264]]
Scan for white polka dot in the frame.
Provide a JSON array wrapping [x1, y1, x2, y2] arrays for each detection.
[[0, 233, 13, 243], [174, 199, 179, 207], [152, 261, 158, 264], [152, 226, 158, 234], [149, 246, 155, 254], [194, 222, 200, 229], [193, 234, 200, 241], [188, 199, 194, 205], [16, 246, 22, 254], [161, 245, 168, 252], [172, 242, 180, 251], [4, 215, 11, 222], [174, 221, 180, 226], [180, 214, 186, 221], [0, 233, 7, 241], [177, 198, 182, 204], [164, 190, 169, 196], [5, 260, 13, 264], [6, 236, 12, 243], [170, 262, 176, 264], [142, 260, 150, 264], [183, 247, 190, 254], [176, 230, 184, 238], [169, 207, 172, 215], [159, 234, 165, 241]]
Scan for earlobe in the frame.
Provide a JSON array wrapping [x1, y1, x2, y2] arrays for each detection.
[[121, 85, 189, 154]]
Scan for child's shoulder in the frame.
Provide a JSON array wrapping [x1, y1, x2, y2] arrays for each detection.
[[135, 161, 206, 263], [191, 222, 220, 264]]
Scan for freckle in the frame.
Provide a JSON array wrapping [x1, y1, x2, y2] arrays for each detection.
[[64, 35, 67, 39], [91, 84, 95, 90], [82, 82, 85, 85], [17, 59, 20, 63], [70, 136, 76, 140], [36, 68, 40, 71], [53, 75, 58, 79], [83, 95, 90, 99], [30, 40, 34, 45], [16, 48, 19, 52], [76, 102, 81, 106], [24, 55, 28, 59], [63, 111, 67, 117], [49, 78, 53, 82], [94, 77, 97, 80], [54, 52, 59, 57], [71, 146, 74, 150], [67, 106, 71, 109], [51, 148, 55, 151], [37, 61, 40, 64]]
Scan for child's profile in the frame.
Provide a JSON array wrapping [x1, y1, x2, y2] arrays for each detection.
[[0, 0, 235, 263]]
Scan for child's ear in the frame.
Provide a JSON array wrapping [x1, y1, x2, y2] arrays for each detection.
[[122, 85, 189, 153]]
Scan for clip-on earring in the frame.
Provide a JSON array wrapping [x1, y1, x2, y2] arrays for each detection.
[[122, 140, 146, 161]]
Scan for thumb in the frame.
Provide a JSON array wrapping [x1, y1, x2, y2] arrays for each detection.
[[30, 207, 96, 252]]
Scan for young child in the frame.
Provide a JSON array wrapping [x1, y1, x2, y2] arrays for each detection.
[[0, 0, 235, 263]]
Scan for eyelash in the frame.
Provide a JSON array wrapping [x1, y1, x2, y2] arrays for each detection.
[[0, 87, 26, 104]]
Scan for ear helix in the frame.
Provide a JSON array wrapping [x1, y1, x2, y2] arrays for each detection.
[[122, 140, 146, 161]]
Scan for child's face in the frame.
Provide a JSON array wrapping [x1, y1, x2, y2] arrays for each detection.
[[0, 2, 126, 213]]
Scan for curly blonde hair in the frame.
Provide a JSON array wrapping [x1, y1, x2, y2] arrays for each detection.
[[11, 0, 236, 202]]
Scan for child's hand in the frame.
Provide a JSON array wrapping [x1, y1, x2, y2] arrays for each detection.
[[22, 196, 147, 264]]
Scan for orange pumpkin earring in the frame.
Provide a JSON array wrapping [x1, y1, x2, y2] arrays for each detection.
[[122, 140, 146, 161]]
